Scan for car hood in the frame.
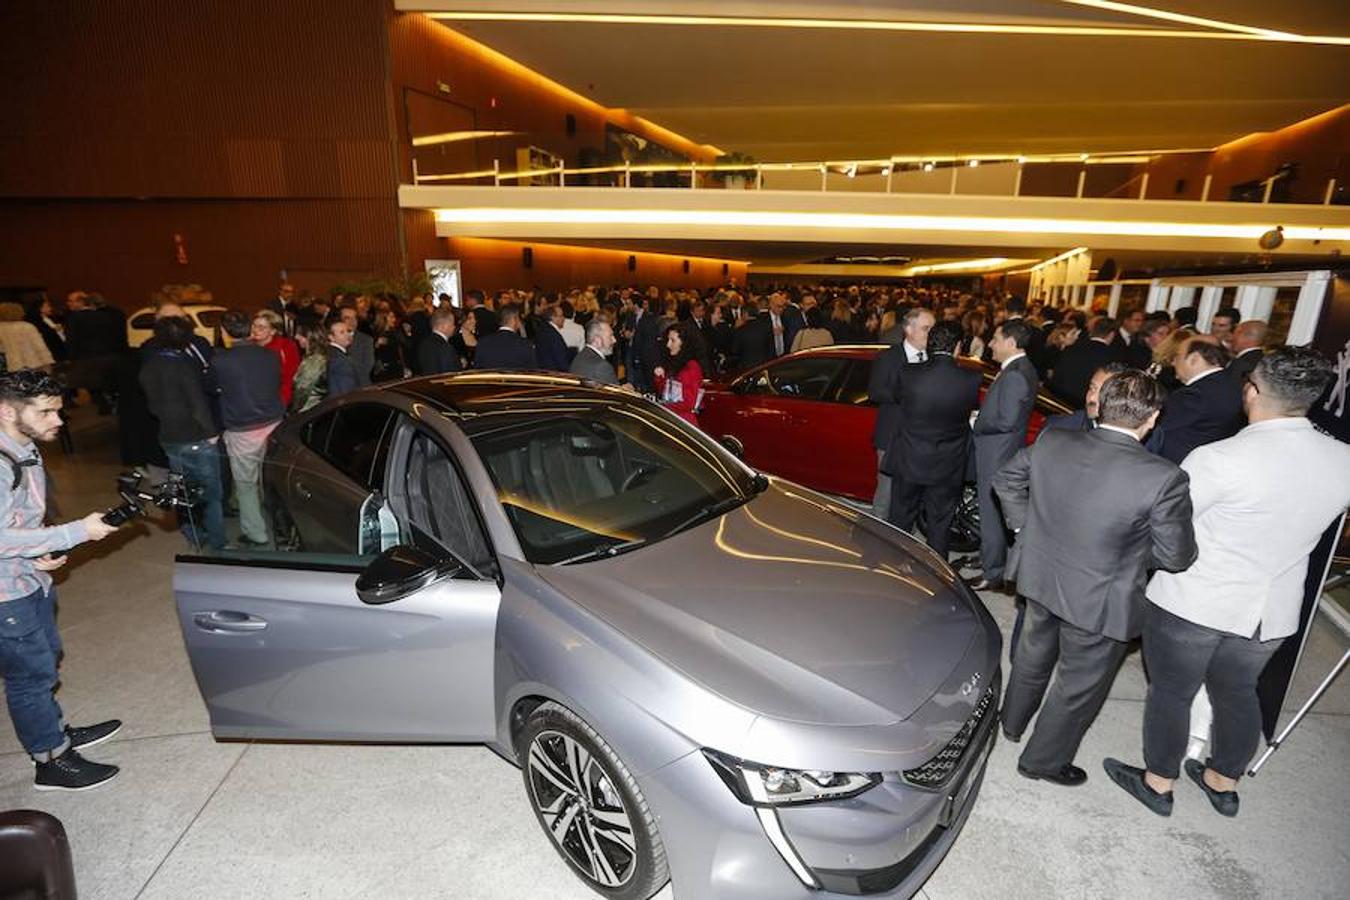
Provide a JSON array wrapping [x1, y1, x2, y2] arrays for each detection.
[[535, 481, 979, 726]]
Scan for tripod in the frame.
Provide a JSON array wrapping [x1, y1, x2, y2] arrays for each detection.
[[1248, 646, 1349, 777]]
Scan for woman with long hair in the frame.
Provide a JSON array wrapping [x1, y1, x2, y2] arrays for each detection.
[[790, 306, 834, 352], [290, 319, 330, 414], [653, 320, 705, 426], [370, 306, 406, 382], [959, 310, 988, 359]]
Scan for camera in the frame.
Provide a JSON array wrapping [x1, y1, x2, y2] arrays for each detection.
[[102, 470, 203, 526]]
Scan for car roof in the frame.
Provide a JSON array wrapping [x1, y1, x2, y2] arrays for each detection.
[[390, 371, 648, 433]]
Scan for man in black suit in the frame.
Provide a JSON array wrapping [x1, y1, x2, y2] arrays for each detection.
[[1225, 320, 1266, 385], [1112, 308, 1152, 370], [969, 318, 1038, 591], [325, 314, 359, 398], [1049, 316, 1117, 409], [882, 321, 980, 558], [1002, 296, 1046, 374], [531, 304, 571, 372], [867, 308, 934, 519], [265, 281, 297, 336], [996, 371, 1197, 786], [1156, 337, 1243, 464], [628, 296, 663, 390], [731, 301, 772, 373], [413, 307, 461, 376], [472, 303, 538, 371], [339, 307, 374, 388], [764, 292, 801, 359]]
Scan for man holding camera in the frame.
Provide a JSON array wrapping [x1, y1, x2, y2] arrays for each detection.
[[0, 370, 121, 791]]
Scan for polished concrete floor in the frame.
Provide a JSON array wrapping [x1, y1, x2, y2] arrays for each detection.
[[2, 409, 1347, 899]]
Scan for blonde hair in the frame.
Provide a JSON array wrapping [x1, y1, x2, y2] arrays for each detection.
[[254, 309, 284, 332]]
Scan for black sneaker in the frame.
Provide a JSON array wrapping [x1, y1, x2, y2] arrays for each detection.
[[34, 748, 120, 792], [66, 719, 122, 750], [1185, 758, 1240, 817], [1103, 758, 1173, 816]]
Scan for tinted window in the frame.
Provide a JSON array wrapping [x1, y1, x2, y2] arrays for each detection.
[[401, 432, 495, 577], [130, 312, 155, 329], [469, 405, 754, 564], [741, 357, 845, 401], [835, 360, 874, 406], [195, 309, 224, 327], [303, 405, 393, 488]]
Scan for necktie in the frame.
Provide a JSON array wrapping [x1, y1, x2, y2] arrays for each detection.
[[917, 351, 926, 362]]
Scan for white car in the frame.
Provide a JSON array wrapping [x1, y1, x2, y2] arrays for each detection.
[[126, 304, 227, 348]]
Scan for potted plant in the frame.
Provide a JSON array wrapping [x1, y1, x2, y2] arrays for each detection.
[[713, 152, 757, 190]]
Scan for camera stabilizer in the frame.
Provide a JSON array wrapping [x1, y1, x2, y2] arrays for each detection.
[[102, 470, 203, 526]]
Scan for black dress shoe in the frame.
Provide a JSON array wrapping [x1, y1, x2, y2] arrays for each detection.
[[1017, 763, 1086, 786], [1103, 758, 1173, 816], [966, 577, 1012, 594], [1001, 726, 1022, 743], [1185, 759, 1239, 817]]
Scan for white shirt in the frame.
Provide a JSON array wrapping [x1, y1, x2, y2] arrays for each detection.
[[1147, 417, 1350, 640], [1000, 351, 1027, 371], [560, 318, 585, 350], [1097, 423, 1138, 441], [1184, 367, 1224, 387], [903, 340, 925, 364]]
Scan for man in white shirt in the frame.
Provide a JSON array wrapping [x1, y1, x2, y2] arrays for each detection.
[[1105, 347, 1350, 817], [556, 300, 585, 351], [865, 308, 933, 518]]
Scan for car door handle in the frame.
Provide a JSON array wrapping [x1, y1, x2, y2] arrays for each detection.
[[194, 611, 268, 634], [293, 479, 312, 500]]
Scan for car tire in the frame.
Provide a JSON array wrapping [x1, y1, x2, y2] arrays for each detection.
[[520, 702, 669, 900]]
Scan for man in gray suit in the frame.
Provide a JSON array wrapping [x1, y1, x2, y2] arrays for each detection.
[[968, 318, 1039, 591], [995, 371, 1197, 786], [569, 319, 619, 386]]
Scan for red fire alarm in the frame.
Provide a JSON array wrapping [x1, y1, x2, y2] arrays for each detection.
[[173, 233, 188, 265]]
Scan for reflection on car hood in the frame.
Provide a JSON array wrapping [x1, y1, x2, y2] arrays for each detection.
[[536, 481, 978, 726]]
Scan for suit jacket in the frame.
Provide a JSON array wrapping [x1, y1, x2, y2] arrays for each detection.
[[1226, 348, 1263, 385], [867, 344, 915, 450], [1041, 409, 1165, 455], [882, 355, 981, 485], [348, 330, 375, 388], [629, 311, 665, 389], [532, 318, 571, 372], [1113, 332, 1152, 370], [1049, 338, 1114, 409], [1156, 369, 1244, 464], [327, 347, 359, 398], [732, 316, 773, 372], [995, 428, 1197, 641], [473, 328, 538, 371], [414, 332, 460, 376], [569, 346, 618, 385], [972, 355, 1039, 478]]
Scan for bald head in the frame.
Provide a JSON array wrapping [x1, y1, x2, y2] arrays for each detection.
[[1231, 320, 1268, 355]]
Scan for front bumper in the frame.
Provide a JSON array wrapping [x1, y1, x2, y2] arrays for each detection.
[[638, 676, 1000, 900]]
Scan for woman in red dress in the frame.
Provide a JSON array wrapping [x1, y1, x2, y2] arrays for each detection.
[[653, 320, 705, 427], [252, 310, 300, 407]]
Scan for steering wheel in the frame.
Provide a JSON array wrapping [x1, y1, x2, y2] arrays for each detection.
[[620, 461, 667, 493]]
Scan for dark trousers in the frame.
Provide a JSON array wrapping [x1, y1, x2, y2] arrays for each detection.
[[1142, 606, 1284, 780], [975, 471, 1009, 581], [889, 475, 963, 558], [1001, 599, 1127, 773]]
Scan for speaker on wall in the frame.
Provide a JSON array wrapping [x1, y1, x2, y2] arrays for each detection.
[[722, 263, 729, 277], [628, 255, 637, 272], [682, 259, 690, 274], [522, 246, 533, 269], [565, 113, 577, 137]]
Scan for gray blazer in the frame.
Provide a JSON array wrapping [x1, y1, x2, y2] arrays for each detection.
[[994, 427, 1197, 641], [972, 355, 1039, 479], [569, 346, 618, 385]]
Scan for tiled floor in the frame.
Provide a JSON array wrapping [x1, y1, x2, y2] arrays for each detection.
[[2, 409, 1347, 899]]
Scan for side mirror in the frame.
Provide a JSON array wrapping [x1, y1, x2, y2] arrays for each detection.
[[355, 545, 458, 606], [718, 434, 745, 459]]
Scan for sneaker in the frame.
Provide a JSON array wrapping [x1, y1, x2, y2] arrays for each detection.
[[1185, 758, 1240, 818], [1103, 758, 1173, 817], [66, 719, 122, 750], [34, 748, 120, 792]]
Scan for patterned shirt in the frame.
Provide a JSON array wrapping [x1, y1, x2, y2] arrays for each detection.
[[0, 430, 88, 603]]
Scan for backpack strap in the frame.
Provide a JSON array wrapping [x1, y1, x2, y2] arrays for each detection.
[[0, 446, 39, 491]]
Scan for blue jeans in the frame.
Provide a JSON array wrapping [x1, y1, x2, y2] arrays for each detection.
[[0, 587, 66, 756], [164, 440, 226, 551]]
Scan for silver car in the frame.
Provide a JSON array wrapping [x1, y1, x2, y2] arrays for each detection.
[[175, 373, 1001, 899]]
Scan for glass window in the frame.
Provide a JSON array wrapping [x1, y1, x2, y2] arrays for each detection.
[[835, 360, 875, 406], [306, 405, 393, 488], [740, 357, 845, 401], [468, 405, 755, 564], [195, 309, 224, 327], [397, 431, 496, 578], [1265, 286, 1301, 345], [130, 312, 156, 329]]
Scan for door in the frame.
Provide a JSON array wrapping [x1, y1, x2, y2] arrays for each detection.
[[176, 405, 502, 743], [727, 356, 848, 484], [820, 359, 883, 500]]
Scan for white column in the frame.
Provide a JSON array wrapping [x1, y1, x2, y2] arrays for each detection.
[[1168, 286, 1197, 312], [1287, 271, 1332, 346], [1235, 284, 1277, 321], [1145, 281, 1170, 313], [1107, 283, 1123, 318], [1196, 286, 1224, 331]]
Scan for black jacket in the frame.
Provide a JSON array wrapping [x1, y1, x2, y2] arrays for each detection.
[[532, 318, 571, 372], [414, 333, 461, 376], [213, 344, 283, 431], [1049, 339, 1115, 409], [882, 355, 981, 485], [731, 316, 773, 373], [474, 328, 539, 371], [867, 344, 914, 450], [1226, 348, 1263, 385], [139, 347, 218, 444], [995, 427, 1197, 641], [1156, 369, 1244, 464], [327, 347, 360, 398], [1112, 332, 1152, 370]]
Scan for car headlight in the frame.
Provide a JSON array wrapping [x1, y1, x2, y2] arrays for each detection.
[[703, 749, 881, 806]]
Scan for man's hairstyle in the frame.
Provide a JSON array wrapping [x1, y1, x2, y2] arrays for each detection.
[[1093, 361, 1133, 380], [0, 369, 63, 404], [465, 289, 485, 305], [927, 320, 962, 355], [560, 299, 575, 318], [584, 317, 611, 345], [1096, 370, 1166, 428], [996, 317, 1034, 350], [1089, 316, 1118, 339], [1174, 307, 1198, 327], [902, 306, 932, 328], [153, 314, 195, 347], [324, 311, 347, 333], [1005, 295, 1027, 315], [1183, 338, 1230, 369], [804, 306, 824, 329], [1253, 346, 1335, 414], [498, 302, 522, 326], [1141, 318, 1171, 339], [1212, 307, 1240, 325], [1145, 310, 1171, 324], [430, 307, 455, 327], [221, 309, 252, 340]]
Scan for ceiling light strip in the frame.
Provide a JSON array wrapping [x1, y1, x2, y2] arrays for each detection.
[[1054, 0, 1284, 38], [427, 12, 1350, 46], [432, 208, 1350, 243]]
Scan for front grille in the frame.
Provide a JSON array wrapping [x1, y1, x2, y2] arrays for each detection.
[[902, 672, 1000, 789]]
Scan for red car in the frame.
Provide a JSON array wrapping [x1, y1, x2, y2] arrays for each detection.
[[697, 345, 1071, 504]]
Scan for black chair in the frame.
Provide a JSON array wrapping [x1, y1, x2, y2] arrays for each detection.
[[0, 809, 77, 899]]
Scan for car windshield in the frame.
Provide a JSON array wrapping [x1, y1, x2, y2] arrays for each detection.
[[468, 402, 756, 564]]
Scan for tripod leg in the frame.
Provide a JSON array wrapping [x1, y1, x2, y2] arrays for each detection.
[[1248, 647, 1349, 777]]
